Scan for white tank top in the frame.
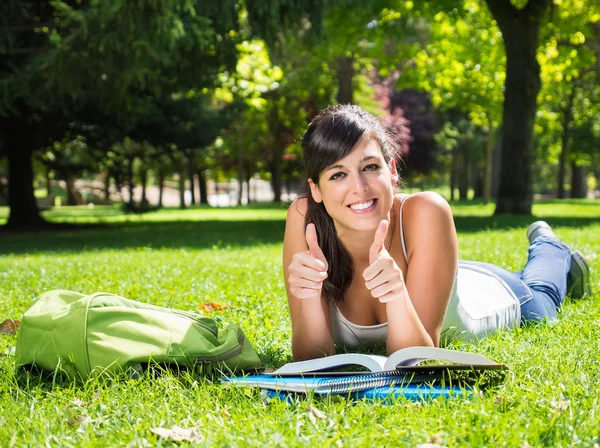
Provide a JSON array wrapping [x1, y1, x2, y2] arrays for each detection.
[[328, 195, 521, 349], [328, 195, 426, 348]]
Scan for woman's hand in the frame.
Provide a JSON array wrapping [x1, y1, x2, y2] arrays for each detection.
[[363, 220, 406, 303], [287, 223, 329, 299]]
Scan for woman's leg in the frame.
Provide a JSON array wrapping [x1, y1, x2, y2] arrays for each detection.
[[460, 222, 588, 326], [517, 235, 571, 322]]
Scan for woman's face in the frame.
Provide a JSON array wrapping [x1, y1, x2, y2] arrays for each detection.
[[309, 137, 398, 234]]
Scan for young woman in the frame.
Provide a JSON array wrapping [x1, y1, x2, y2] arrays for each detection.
[[283, 104, 592, 361]]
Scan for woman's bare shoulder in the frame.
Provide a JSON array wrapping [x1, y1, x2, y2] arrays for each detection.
[[400, 192, 456, 257], [285, 198, 309, 241], [401, 191, 452, 220]]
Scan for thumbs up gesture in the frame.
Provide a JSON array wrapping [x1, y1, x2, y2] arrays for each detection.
[[363, 220, 405, 303], [288, 223, 329, 299]]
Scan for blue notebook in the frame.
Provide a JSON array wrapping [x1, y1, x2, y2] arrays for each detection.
[[261, 384, 472, 402], [221, 369, 472, 395]]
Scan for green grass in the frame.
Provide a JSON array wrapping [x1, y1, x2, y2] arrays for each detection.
[[1, 201, 599, 446]]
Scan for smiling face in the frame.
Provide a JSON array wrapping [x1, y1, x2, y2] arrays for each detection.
[[309, 136, 398, 234]]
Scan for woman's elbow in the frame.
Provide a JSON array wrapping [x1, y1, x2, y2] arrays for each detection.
[[292, 339, 335, 362]]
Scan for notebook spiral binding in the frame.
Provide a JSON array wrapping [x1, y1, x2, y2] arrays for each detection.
[[321, 369, 440, 394]]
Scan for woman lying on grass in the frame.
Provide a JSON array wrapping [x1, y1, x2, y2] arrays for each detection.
[[283, 104, 593, 361]]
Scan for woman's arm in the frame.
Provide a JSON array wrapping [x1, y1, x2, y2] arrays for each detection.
[[283, 198, 335, 361], [391, 192, 458, 349], [363, 219, 435, 354]]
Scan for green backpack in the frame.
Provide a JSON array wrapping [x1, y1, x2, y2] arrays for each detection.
[[15, 290, 261, 379]]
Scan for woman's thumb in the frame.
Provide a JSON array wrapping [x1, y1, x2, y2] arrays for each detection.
[[306, 223, 328, 269]]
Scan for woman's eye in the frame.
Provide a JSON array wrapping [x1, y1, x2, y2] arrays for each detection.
[[329, 172, 346, 181], [364, 164, 381, 171]]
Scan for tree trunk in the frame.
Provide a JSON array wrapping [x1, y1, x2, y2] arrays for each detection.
[[458, 151, 469, 201], [198, 169, 208, 205], [178, 172, 186, 209], [158, 171, 165, 208], [187, 151, 196, 206], [336, 56, 354, 104], [113, 171, 123, 195], [486, 1, 550, 215], [472, 167, 483, 200], [571, 162, 587, 198], [65, 176, 79, 206], [127, 157, 135, 206], [238, 126, 244, 206], [271, 153, 282, 203], [6, 145, 45, 228], [0, 176, 7, 202], [557, 87, 576, 199], [140, 169, 148, 207], [483, 124, 496, 204], [246, 169, 252, 204], [267, 98, 289, 203], [104, 171, 111, 200], [492, 126, 503, 198]]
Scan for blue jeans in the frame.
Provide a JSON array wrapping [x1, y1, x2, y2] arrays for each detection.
[[461, 236, 572, 323]]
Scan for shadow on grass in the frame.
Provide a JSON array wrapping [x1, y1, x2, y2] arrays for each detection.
[[0, 219, 287, 255], [453, 215, 600, 233], [1, 213, 599, 255]]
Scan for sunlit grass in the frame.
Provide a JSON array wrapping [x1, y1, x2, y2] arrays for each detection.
[[0, 200, 599, 446]]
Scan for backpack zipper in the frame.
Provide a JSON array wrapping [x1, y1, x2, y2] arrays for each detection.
[[171, 311, 218, 337], [195, 331, 245, 365], [171, 313, 246, 364]]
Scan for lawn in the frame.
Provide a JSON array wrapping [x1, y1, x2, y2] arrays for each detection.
[[0, 200, 599, 446]]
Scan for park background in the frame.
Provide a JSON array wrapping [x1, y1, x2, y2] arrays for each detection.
[[1, 0, 599, 221], [1, 1, 600, 446]]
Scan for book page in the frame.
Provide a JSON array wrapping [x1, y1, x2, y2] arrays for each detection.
[[384, 346, 498, 370], [273, 353, 388, 374]]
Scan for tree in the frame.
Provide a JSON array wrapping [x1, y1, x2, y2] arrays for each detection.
[[536, 1, 599, 198], [220, 33, 337, 202], [215, 38, 284, 205], [38, 136, 99, 206], [1, 0, 240, 228], [317, 1, 398, 105], [370, 73, 416, 170], [390, 89, 438, 179], [482, 0, 555, 214], [0, 105, 71, 226], [397, 1, 505, 203]]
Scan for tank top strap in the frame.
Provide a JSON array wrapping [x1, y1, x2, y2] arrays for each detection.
[[399, 194, 410, 265]]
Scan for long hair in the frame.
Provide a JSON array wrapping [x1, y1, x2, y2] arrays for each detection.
[[300, 104, 401, 303]]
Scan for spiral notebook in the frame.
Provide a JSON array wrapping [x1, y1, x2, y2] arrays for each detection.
[[261, 384, 472, 402]]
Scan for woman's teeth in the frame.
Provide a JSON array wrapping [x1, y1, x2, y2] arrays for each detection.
[[349, 199, 375, 210]]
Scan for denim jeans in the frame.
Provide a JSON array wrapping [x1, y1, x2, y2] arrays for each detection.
[[460, 236, 572, 323]]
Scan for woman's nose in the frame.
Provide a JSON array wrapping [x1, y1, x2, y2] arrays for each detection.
[[352, 174, 369, 193]]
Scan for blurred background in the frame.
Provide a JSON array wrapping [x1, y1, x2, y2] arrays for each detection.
[[1, 0, 599, 229]]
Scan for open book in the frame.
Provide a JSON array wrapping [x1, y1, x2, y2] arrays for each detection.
[[221, 347, 506, 395], [272, 346, 502, 374]]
